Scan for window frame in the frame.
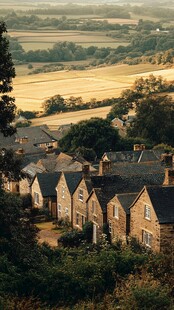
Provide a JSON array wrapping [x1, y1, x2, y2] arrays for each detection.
[[144, 204, 151, 220], [62, 186, 65, 199], [113, 204, 119, 218], [76, 212, 79, 225], [142, 230, 152, 247], [58, 203, 61, 218], [34, 192, 39, 204], [78, 188, 83, 202]]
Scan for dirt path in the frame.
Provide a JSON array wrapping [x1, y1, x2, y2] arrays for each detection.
[[37, 229, 61, 247]]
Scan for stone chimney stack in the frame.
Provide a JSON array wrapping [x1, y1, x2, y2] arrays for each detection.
[[133, 144, 145, 151], [82, 163, 90, 177], [99, 160, 111, 176], [163, 168, 174, 186], [161, 153, 173, 167]]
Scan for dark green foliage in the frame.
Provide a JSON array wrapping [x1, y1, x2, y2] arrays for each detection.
[[0, 22, 16, 136], [0, 148, 22, 181], [59, 118, 120, 158], [58, 221, 93, 247], [42, 94, 66, 115], [128, 95, 174, 145], [17, 109, 37, 119], [76, 146, 97, 161]]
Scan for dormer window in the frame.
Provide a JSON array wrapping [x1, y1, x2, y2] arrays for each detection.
[[144, 205, 151, 220]]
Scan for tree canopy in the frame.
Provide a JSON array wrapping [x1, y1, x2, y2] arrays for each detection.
[[0, 21, 16, 136], [127, 94, 174, 145], [59, 118, 120, 157]]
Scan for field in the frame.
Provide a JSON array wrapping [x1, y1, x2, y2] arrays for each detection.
[[9, 30, 129, 51], [12, 63, 174, 114]]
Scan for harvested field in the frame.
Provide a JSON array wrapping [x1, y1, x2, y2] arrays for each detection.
[[9, 30, 125, 51], [12, 63, 172, 112], [31, 106, 112, 129]]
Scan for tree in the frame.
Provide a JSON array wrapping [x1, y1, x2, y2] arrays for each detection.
[[59, 118, 120, 157], [42, 94, 66, 115], [0, 21, 16, 136], [127, 95, 174, 145]]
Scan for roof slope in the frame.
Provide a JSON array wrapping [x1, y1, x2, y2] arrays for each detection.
[[116, 192, 138, 214], [36, 172, 61, 197], [89, 173, 164, 213], [146, 185, 174, 224], [64, 171, 82, 195]]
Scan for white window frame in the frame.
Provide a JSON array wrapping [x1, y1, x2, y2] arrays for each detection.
[[144, 204, 151, 220], [62, 186, 65, 199], [113, 205, 119, 218], [34, 192, 39, 205], [142, 230, 152, 247], [78, 188, 83, 202], [58, 204, 61, 218]]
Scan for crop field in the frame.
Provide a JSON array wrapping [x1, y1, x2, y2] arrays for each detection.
[[9, 30, 128, 51], [12, 63, 174, 113]]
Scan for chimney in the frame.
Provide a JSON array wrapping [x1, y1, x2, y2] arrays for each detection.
[[163, 168, 174, 186], [161, 153, 173, 167], [133, 144, 145, 151], [99, 160, 111, 176], [82, 163, 90, 177]]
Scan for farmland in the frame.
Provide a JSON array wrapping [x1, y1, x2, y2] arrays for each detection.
[[9, 30, 129, 51], [12, 63, 174, 113]]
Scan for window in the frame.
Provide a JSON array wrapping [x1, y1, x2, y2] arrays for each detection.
[[78, 189, 83, 201], [109, 221, 112, 234], [65, 207, 69, 216], [142, 230, 152, 247], [62, 186, 65, 198], [92, 200, 96, 214], [144, 205, 151, 220], [34, 192, 39, 204], [113, 205, 119, 218], [82, 215, 86, 226], [7, 180, 10, 191], [58, 204, 61, 218], [76, 212, 79, 225]]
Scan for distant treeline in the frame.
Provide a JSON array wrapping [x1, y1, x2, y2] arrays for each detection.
[[3, 3, 174, 20], [9, 29, 174, 68]]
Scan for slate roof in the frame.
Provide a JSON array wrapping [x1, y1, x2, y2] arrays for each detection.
[[37, 152, 96, 172], [102, 149, 164, 163], [111, 161, 165, 176], [22, 163, 46, 179], [36, 172, 61, 197], [63, 171, 83, 195], [146, 185, 174, 224], [15, 125, 57, 144], [116, 193, 138, 214], [88, 173, 164, 213]]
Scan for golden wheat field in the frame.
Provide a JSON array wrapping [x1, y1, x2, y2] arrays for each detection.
[[12, 63, 174, 114]]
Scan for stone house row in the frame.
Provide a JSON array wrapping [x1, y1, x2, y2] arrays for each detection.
[[30, 155, 174, 253]]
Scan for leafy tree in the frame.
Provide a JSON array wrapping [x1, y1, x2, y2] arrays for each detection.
[[59, 118, 120, 157], [42, 94, 66, 115], [127, 95, 174, 145], [0, 21, 16, 136]]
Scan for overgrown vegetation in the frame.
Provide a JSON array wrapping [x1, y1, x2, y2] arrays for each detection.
[[0, 191, 173, 309]]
